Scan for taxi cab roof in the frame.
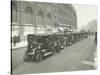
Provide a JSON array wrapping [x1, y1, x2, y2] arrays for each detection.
[[28, 33, 54, 36], [28, 33, 66, 36]]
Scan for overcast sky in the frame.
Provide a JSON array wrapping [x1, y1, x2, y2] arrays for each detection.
[[73, 4, 97, 30]]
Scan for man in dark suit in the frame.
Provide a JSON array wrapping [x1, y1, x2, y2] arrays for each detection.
[[94, 32, 97, 44], [13, 35, 17, 46]]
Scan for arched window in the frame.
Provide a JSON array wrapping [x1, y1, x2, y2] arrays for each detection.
[[37, 10, 44, 25], [25, 7, 33, 24], [47, 13, 51, 19], [38, 11, 44, 17], [47, 13, 51, 25], [11, 2, 17, 23]]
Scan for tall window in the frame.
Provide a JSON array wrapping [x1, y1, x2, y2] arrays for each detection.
[[47, 13, 51, 25], [12, 2, 17, 23], [24, 27, 34, 36], [37, 10, 44, 25], [37, 27, 44, 34], [25, 7, 33, 24], [24, 7, 34, 37], [11, 2, 19, 38]]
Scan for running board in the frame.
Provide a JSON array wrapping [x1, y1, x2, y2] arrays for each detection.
[[44, 52, 53, 56], [61, 46, 64, 48]]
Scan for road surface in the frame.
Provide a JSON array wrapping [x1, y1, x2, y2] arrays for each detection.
[[12, 36, 97, 74]]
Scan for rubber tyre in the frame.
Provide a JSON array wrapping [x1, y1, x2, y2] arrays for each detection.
[[35, 53, 44, 63], [23, 54, 28, 61]]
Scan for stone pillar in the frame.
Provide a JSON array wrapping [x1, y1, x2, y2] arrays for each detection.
[[18, 2, 25, 41], [34, 11, 37, 34]]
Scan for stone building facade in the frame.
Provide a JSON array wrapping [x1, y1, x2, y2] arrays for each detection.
[[11, 1, 77, 41]]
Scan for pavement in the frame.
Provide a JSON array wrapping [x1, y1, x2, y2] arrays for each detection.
[[12, 36, 97, 75], [11, 41, 27, 50]]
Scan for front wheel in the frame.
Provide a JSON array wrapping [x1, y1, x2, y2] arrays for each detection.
[[55, 46, 61, 53], [35, 53, 44, 63], [23, 53, 28, 61]]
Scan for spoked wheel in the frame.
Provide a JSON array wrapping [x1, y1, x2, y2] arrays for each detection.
[[55, 46, 61, 53], [62, 40, 66, 48], [66, 42, 69, 47], [35, 53, 44, 63], [61, 43, 66, 49], [49, 42, 56, 54], [23, 53, 28, 61]]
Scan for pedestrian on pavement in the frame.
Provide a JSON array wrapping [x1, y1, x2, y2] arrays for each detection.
[[13, 35, 17, 46], [94, 32, 97, 44], [18, 35, 21, 42]]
